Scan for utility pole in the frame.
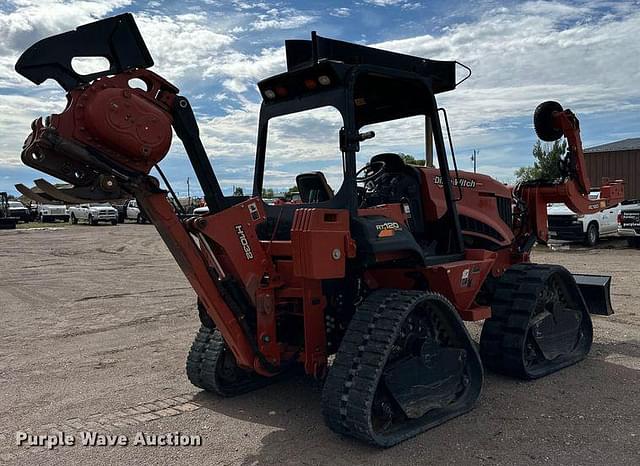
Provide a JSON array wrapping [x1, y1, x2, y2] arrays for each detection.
[[187, 177, 190, 207], [470, 149, 479, 173]]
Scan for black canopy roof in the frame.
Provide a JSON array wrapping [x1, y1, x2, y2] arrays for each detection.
[[284, 33, 457, 94]]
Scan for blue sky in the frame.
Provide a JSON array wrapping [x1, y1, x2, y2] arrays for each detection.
[[1, 0, 639, 198]]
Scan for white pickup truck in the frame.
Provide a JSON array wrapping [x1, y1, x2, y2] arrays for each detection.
[[617, 200, 640, 247], [69, 203, 118, 225], [37, 203, 69, 222], [547, 190, 620, 246], [122, 199, 148, 223]]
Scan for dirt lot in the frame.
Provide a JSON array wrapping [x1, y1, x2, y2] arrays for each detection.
[[0, 225, 638, 465]]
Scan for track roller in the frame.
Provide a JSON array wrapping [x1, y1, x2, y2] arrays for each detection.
[[186, 326, 273, 397], [321, 289, 483, 447], [480, 264, 593, 379]]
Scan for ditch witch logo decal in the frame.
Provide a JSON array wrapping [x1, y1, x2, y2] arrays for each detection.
[[376, 222, 402, 238], [235, 224, 254, 259], [433, 175, 477, 189]]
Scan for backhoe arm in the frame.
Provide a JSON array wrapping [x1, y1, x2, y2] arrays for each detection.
[[14, 14, 274, 375], [514, 101, 624, 247]]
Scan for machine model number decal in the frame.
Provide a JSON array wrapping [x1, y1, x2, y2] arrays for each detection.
[[376, 222, 402, 238], [235, 224, 254, 260], [433, 175, 477, 189]]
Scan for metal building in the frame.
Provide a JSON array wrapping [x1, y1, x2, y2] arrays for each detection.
[[584, 138, 640, 200]]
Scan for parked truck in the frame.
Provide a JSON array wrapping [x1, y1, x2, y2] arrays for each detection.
[[69, 203, 118, 225], [37, 203, 69, 222], [124, 199, 148, 223], [547, 190, 620, 246], [7, 200, 30, 222], [0, 192, 18, 229], [113, 199, 149, 223], [618, 200, 640, 247]]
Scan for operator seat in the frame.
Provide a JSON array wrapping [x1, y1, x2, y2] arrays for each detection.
[[257, 171, 334, 241], [296, 172, 334, 203], [366, 153, 426, 237]]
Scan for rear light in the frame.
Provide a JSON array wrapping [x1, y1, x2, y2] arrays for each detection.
[[264, 89, 276, 99], [318, 75, 331, 86], [304, 79, 317, 90], [275, 86, 288, 97]]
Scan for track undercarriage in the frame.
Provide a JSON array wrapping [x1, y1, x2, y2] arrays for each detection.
[[481, 264, 593, 379], [186, 265, 593, 446]]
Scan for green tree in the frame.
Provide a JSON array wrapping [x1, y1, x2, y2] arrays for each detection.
[[262, 188, 274, 198], [399, 153, 426, 166], [515, 140, 566, 182], [232, 186, 244, 196]]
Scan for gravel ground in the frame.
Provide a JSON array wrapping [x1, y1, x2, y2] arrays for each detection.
[[0, 225, 638, 465]]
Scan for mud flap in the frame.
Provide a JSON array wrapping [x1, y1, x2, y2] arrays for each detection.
[[573, 274, 614, 316]]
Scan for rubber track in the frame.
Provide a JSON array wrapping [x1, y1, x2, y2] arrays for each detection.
[[480, 263, 592, 379], [321, 289, 477, 447], [186, 326, 270, 397]]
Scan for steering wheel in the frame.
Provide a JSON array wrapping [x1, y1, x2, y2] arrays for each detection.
[[355, 160, 386, 183]]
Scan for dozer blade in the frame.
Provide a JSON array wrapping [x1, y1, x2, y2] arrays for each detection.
[[573, 274, 614, 316], [14, 183, 49, 204]]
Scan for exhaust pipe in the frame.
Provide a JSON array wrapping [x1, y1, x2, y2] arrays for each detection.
[[573, 274, 614, 316]]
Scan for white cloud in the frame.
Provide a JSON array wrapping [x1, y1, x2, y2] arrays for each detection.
[[250, 8, 315, 31], [363, 0, 422, 8], [363, 0, 408, 6], [135, 13, 235, 83], [222, 78, 249, 93], [203, 47, 286, 95], [402, 3, 421, 10], [0, 0, 132, 52], [330, 8, 351, 18]]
